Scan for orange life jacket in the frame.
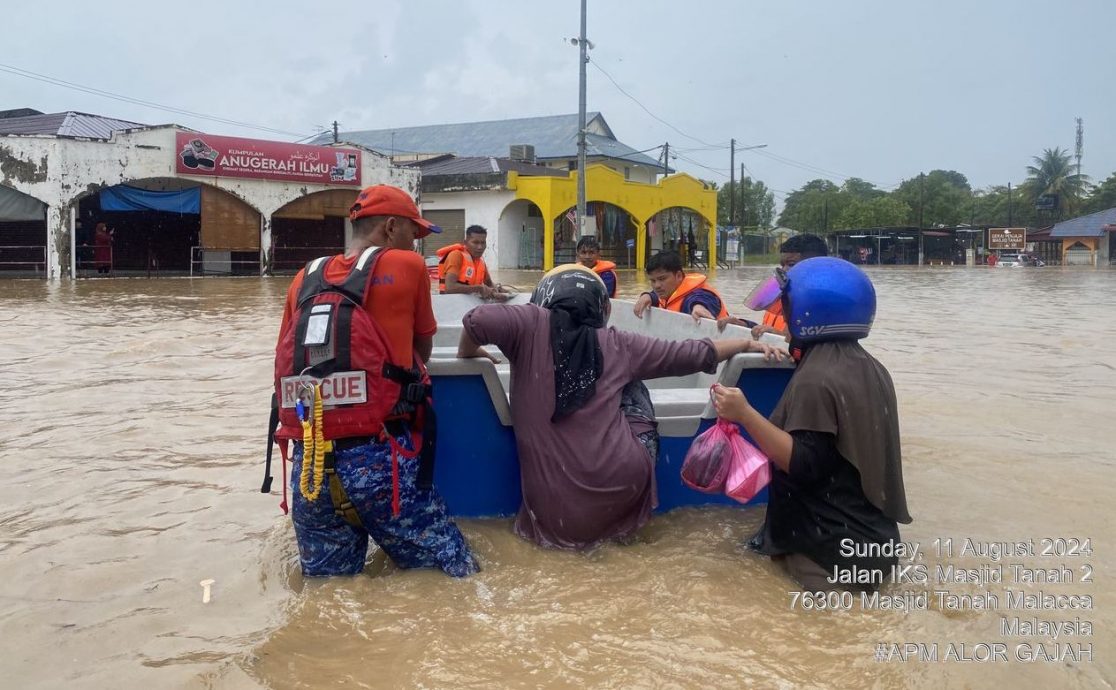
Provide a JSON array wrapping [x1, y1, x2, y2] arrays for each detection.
[[763, 301, 787, 331], [590, 260, 618, 297], [273, 248, 428, 443], [663, 274, 728, 318], [436, 244, 487, 293]]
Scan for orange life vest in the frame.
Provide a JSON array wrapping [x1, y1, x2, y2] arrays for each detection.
[[436, 244, 487, 293], [763, 301, 787, 331], [663, 274, 728, 318], [590, 260, 618, 297]]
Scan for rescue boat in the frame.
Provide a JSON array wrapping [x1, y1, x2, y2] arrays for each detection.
[[427, 294, 794, 518]]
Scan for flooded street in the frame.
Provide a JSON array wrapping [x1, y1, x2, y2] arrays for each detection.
[[1, 266, 1113, 689]]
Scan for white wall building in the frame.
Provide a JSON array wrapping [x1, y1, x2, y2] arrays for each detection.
[[0, 110, 418, 279]]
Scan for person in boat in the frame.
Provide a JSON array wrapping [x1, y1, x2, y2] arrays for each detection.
[[632, 250, 727, 322], [437, 224, 510, 300], [712, 257, 911, 592], [576, 235, 618, 297], [718, 233, 828, 338], [275, 184, 478, 578], [457, 264, 786, 550]]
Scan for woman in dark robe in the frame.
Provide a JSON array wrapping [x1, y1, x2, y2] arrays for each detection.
[[713, 257, 912, 592], [458, 264, 785, 550]]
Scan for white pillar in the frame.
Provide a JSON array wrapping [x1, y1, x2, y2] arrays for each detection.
[[260, 215, 272, 276], [69, 210, 77, 278], [45, 204, 64, 280]]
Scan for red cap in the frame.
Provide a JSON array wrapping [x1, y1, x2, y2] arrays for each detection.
[[348, 184, 441, 238]]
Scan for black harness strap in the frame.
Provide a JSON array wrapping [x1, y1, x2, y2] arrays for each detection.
[[261, 392, 279, 493]]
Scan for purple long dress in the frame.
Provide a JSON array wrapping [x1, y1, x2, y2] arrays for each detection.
[[463, 304, 717, 549]]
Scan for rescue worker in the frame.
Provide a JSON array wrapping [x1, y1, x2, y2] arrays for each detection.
[[274, 184, 478, 578], [712, 257, 911, 592], [576, 235, 618, 297], [632, 250, 727, 322], [720, 234, 829, 337], [437, 224, 508, 299]]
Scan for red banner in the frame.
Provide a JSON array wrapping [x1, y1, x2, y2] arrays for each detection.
[[175, 132, 361, 186]]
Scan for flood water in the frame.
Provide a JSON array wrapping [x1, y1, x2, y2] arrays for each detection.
[[1, 265, 1113, 689]]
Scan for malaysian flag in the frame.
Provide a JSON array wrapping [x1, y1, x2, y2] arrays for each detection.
[[565, 208, 577, 226]]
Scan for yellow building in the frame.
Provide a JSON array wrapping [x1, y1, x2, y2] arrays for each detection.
[[326, 113, 718, 271], [510, 164, 717, 270]]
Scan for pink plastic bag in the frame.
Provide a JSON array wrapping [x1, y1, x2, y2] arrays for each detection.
[[680, 418, 736, 493], [723, 432, 771, 504]]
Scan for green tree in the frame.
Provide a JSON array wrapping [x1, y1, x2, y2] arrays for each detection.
[[970, 184, 1039, 227], [717, 177, 776, 228], [776, 179, 840, 231], [841, 177, 886, 201], [835, 196, 911, 229], [893, 170, 972, 227], [1082, 172, 1116, 214], [1023, 147, 1090, 219]]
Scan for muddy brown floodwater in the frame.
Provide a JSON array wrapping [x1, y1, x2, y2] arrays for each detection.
[[0, 265, 1112, 689]]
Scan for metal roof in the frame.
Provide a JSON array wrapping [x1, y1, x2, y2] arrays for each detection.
[[314, 112, 662, 168], [408, 156, 568, 177], [1049, 207, 1116, 237], [0, 111, 147, 139]]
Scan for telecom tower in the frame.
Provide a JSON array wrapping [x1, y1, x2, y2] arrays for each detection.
[[1075, 118, 1084, 178]]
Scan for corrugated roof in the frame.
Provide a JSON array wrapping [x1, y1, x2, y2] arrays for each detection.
[[1049, 207, 1116, 237], [410, 156, 568, 177], [314, 112, 662, 168], [0, 111, 147, 139]]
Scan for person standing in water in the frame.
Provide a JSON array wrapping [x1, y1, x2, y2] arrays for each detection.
[[275, 184, 478, 578], [712, 257, 911, 592], [458, 264, 785, 550]]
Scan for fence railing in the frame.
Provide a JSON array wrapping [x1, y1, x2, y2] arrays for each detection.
[[271, 245, 344, 274], [190, 247, 262, 277], [0, 245, 47, 274], [75, 245, 114, 275]]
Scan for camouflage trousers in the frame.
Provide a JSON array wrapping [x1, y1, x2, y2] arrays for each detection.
[[290, 432, 478, 578]]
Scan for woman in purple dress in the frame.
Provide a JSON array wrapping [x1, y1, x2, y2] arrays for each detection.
[[458, 265, 784, 550]]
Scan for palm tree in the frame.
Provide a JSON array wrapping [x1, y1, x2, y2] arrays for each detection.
[[1024, 147, 1090, 218]]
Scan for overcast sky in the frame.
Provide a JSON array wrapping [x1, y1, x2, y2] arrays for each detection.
[[5, 0, 1114, 206]]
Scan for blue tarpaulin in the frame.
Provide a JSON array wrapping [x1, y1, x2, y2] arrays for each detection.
[[100, 185, 200, 214]]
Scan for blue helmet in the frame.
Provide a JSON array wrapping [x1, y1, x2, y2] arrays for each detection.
[[783, 257, 876, 343]]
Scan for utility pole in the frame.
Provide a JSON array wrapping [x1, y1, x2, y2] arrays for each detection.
[[918, 172, 925, 266], [332, 121, 339, 144], [729, 138, 736, 227], [1007, 182, 1013, 226], [741, 163, 747, 228], [576, 0, 589, 236], [662, 142, 669, 177]]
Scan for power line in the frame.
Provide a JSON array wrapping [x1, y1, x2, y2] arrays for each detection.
[[0, 62, 316, 139], [588, 58, 723, 149]]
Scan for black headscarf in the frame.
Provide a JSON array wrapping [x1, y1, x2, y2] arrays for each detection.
[[769, 340, 911, 523], [530, 265, 610, 421]]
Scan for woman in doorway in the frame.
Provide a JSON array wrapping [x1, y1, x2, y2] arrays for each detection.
[[93, 223, 113, 274]]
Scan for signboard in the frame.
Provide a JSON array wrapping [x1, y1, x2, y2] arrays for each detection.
[[988, 227, 1027, 250], [625, 238, 635, 249], [175, 132, 361, 186]]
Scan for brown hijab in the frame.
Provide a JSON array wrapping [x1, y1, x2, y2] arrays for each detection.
[[769, 340, 912, 524]]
